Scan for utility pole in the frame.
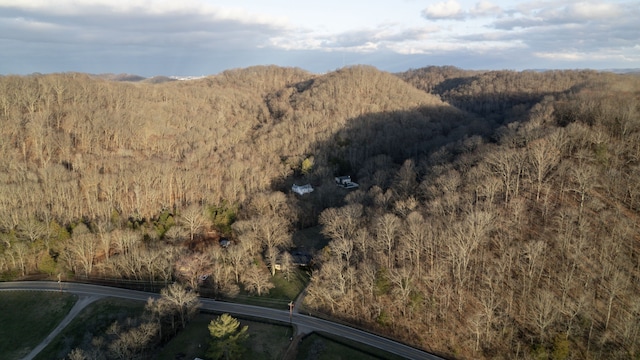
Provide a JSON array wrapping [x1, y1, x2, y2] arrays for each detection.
[[288, 301, 295, 341], [288, 301, 294, 324]]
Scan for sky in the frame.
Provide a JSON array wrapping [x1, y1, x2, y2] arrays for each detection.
[[1, 0, 639, 76]]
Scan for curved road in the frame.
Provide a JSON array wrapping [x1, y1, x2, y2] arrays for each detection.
[[0, 281, 443, 360]]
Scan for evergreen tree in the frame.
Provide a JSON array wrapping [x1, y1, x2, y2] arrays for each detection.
[[206, 313, 249, 360]]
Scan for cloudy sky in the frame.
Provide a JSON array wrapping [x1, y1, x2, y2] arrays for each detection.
[[1, 0, 638, 76]]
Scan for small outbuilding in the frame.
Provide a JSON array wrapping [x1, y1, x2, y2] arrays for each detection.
[[335, 175, 359, 189]]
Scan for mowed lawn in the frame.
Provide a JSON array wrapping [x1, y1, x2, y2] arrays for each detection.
[[297, 333, 405, 360], [158, 313, 294, 360], [35, 297, 146, 360], [0, 291, 77, 360], [156, 311, 401, 360]]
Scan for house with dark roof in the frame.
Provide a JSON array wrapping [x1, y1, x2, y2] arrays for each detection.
[[335, 175, 359, 189]]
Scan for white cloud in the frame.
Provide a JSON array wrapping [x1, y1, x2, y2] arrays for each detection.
[[0, 0, 638, 75], [422, 0, 504, 21], [496, 1, 633, 29], [478, 0, 640, 67], [534, 48, 640, 63], [4, 16, 64, 32], [390, 37, 526, 55], [0, 0, 292, 51], [270, 25, 439, 53], [470, 1, 503, 17], [0, 0, 289, 27], [534, 51, 585, 61], [422, 0, 464, 20], [563, 2, 623, 20]]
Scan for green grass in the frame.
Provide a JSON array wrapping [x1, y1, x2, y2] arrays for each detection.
[[231, 268, 310, 309], [34, 297, 146, 360], [0, 291, 77, 360], [232, 293, 292, 309], [156, 314, 210, 360], [268, 269, 310, 301], [296, 332, 405, 360], [156, 312, 397, 360], [158, 312, 293, 360], [243, 319, 293, 359]]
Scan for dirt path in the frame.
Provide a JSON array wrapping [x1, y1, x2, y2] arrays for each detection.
[[22, 294, 103, 360]]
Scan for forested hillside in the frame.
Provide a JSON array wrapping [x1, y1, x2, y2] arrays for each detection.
[[1, 65, 639, 359]]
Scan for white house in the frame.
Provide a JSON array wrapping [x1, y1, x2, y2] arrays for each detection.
[[292, 183, 314, 195]]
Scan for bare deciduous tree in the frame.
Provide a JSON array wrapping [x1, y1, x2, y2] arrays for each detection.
[[527, 138, 560, 201], [319, 204, 363, 244], [401, 211, 427, 277], [18, 217, 48, 244], [159, 282, 200, 330], [241, 264, 274, 296], [374, 213, 400, 269], [265, 246, 279, 277], [530, 289, 559, 342], [180, 205, 206, 241], [64, 224, 98, 277], [604, 269, 629, 330], [226, 242, 248, 283]]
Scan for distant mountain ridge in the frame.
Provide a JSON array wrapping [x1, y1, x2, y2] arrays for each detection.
[[85, 67, 640, 83], [90, 73, 206, 82]]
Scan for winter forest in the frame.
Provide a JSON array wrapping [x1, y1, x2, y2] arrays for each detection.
[[1, 65, 640, 359]]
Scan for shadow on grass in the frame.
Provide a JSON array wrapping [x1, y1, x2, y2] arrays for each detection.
[[0, 291, 77, 360], [297, 332, 406, 360]]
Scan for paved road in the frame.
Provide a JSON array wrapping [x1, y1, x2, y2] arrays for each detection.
[[0, 281, 444, 360]]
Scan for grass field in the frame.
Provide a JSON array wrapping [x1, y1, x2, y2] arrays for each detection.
[[1, 290, 404, 360], [0, 291, 77, 360], [34, 297, 146, 360], [158, 313, 294, 360], [296, 332, 405, 360], [159, 312, 406, 360]]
